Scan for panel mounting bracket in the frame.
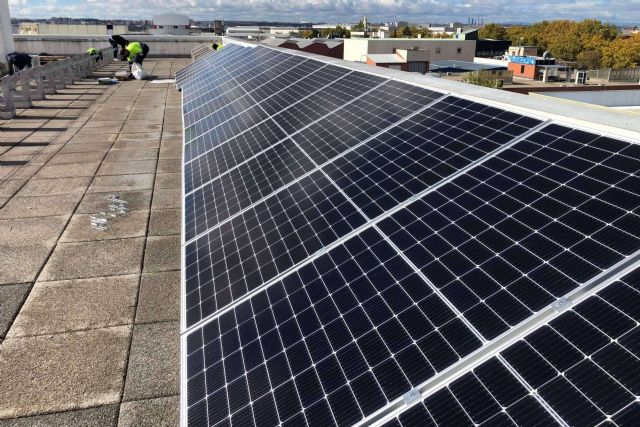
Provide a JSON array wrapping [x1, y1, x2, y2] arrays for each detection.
[[552, 297, 571, 312], [402, 388, 422, 406]]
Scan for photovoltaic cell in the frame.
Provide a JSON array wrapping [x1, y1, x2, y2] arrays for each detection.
[[184, 171, 367, 327], [184, 105, 273, 161], [272, 71, 387, 136], [184, 119, 287, 193], [184, 139, 316, 240], [250, 59, 325, 101], [324, 96, 542, 218], [378, 124, 640, 340], [185, 228, 483, 426], [258, 64, 349, 117], [293, 81, 445, 166]]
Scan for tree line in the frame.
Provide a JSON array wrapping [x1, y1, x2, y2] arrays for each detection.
[[479, 20, 640, 69]]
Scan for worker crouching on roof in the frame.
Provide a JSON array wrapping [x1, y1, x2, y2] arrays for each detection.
[[5, 52, 33, 75], [108, 35, 149, 69], [121, 41, 150, 70], [87, 48, 103, 63]]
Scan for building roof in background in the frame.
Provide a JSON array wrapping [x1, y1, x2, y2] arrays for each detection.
[[430, 59, 506, 72]]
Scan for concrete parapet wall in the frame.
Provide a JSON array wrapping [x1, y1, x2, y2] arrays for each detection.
[[13, 34, 222, 57]]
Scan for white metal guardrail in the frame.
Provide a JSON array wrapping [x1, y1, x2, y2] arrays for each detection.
[[0, 46, 114, 119], [190, 43, 214, 62]]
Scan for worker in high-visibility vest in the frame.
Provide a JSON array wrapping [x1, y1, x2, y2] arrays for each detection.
[[121, 41, 150, 69], [108, 35, 149, 69], [212, 42, 223, 51], [86, 48, 103, 63]]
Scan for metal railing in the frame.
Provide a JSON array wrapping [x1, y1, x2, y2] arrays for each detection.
[[587, 67, 640, 84], [191, 43, 214, 62], [0, 47, 114, 119]]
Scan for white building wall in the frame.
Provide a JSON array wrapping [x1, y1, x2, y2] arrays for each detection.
[[19, 24, 128, 36], [343, 38, 476, 63], [12, 34, 220, 57]]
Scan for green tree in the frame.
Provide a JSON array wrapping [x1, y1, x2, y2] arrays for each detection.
[[402, 26, 412, 37], [576, 49, 603, 69], [353, 19, 365, 31], [299, 29, 317, 39], [479, 23, 508, 40], [602, 34, 640, 68]]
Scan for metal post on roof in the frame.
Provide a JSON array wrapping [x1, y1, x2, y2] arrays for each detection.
[[0, 0, 15, 74]]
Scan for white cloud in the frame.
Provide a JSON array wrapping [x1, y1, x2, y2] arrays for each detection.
[[7, 0, 640, 23]]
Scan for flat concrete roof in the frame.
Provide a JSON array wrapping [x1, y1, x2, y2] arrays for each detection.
[[0, 58, 186, 424]]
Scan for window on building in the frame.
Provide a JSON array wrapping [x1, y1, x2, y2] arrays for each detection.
[[174, 25, 179, 29], [436, 47, 441, 54], [159, 25, 164, 29], [409, 62, 426, 74], [520, 65, 525, 74], [457, 48, 462, 54]]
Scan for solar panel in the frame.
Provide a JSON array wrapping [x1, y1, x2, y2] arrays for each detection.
[[184, 171, 367, 327], [179, 41, 640, 427], [185, 228, 484, 426], [184, 65, 350, 163], [378, 123, 640, 340], [323, 96, 542, 218], [184, 119, 287, 193], [383, 266, 640, 426], [184, 138, 316, 239]]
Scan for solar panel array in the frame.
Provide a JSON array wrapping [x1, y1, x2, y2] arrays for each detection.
[[178, 43, 640, 427]]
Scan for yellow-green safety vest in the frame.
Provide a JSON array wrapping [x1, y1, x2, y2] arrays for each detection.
[[125, 42, 143, 61], [87, 48, 98, 55]]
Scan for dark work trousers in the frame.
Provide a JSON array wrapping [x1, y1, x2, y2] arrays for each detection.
[[129, 43, 150, 69]]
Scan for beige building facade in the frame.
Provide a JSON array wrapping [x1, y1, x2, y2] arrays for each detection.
[[343, 38, 476, 63]]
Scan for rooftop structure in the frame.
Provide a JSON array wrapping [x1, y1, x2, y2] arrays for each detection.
[[176, 38, 640, 426], [343, 38, 476, 63], [430, 59, 506, 73], [367, 48, 430, 73], [151, 14, 191, 36]]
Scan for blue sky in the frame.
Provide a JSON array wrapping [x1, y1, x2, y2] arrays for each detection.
[[8, 0, 640, 24]]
